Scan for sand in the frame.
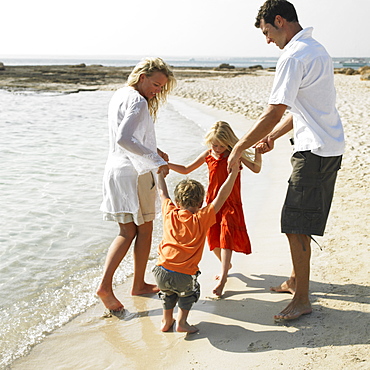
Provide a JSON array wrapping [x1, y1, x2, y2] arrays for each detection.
[[12, 74, 369, 369]]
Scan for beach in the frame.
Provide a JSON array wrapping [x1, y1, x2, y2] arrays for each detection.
[[8, 71, 370, 369]]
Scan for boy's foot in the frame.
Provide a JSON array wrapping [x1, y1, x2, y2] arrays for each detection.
[[270, 278, 295, 294], [96, 288, 124, 311], [161, 318, 176, 332], [177, 322, 199, 334], [213, 278, 227, 297], [131, 283, 160, 295], [274, 299, 312, 321]]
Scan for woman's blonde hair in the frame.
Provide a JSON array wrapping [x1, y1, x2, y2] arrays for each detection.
[[204, 121, 255, 163], [127, 57, 176, 120], [174, 179, 205, 209]]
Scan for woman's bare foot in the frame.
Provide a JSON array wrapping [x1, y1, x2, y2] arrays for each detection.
[[96, 287, 124, 311], [131, 283, 160, 296], [274, 298, 312, 321], [177, 322, 199, 334], [213, 278, 227, 297], [270, 278, 296, 294], [161, 318, 176, 332]]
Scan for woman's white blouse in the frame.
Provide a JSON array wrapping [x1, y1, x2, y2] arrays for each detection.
[[100, 86, 166, 216]]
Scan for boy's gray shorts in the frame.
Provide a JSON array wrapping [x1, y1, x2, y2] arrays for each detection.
[[281, 151, 342, 236], [152, 265, 200, 311]]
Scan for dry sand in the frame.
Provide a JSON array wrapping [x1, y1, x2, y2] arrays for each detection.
[[12, 74, 369, 369]]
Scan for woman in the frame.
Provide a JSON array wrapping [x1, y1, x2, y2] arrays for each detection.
[[97, 57, 176, 311]]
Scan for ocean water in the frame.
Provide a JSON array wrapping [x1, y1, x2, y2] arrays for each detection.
[[0, 55, 356, 69], [0, 89, 209, 368]]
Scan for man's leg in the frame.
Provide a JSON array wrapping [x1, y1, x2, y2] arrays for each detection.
[[274, 233, 313, 320]]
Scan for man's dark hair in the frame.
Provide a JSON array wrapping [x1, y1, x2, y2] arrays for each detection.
[[255, 0, 299, 28]]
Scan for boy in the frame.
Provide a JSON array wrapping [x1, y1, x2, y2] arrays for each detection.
[[153, 161, 240, 333]]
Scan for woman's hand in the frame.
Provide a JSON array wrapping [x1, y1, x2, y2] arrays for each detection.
[[157, 148, 169, 162]]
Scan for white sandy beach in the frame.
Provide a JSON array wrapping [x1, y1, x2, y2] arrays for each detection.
[[12, 73, 369, 369]]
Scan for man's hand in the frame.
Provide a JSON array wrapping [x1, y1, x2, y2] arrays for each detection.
[[254, 136, 275, 154], [227, 146, 242, 173]]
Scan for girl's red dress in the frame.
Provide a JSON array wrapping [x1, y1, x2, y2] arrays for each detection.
[[205, 152, 251, 254]]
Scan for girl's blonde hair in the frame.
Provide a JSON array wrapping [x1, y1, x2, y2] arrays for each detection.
[[174, 179, 205, 209], [204, 121, 255, 163], [127, 57, 176, 120]]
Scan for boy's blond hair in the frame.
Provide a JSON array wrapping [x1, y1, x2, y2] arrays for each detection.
[[174, 179, 205, 209], [204, 121, 255, 163]]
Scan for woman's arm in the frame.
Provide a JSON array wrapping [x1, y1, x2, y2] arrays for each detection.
[[169, 150, 208, 174]]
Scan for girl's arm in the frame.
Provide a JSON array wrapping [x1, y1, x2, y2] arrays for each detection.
[[241, 149, 262, 173], [169, 150, 208, 174]]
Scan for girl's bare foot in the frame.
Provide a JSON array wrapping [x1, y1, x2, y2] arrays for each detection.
[[96, 287, 124, 311], [214, 263, 232, 280], [177, 322, 199, 334], [213, 278, 227, 297], [131, 283, 160, 295], [274, 298, 312, 321], [270, 278, 296, 294], [161, 318, 176, 332]]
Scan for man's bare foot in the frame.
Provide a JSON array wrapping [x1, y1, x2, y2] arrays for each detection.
[[213, 278, 227, 297], [96, 287, 124, 311], [131, 282, 160, 296], [270, 278, 296, 294], [274, 299, 312, 321], [161, 318, 176, 332], [177, 322, 199, 334]]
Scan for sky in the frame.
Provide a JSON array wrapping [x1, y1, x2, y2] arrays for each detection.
[[1, 0, 369, 59]]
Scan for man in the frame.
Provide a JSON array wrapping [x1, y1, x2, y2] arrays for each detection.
[[228, 0, 344, 320]]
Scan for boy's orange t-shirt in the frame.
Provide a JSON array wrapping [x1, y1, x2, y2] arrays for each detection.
[[156, 198, 216, 275]]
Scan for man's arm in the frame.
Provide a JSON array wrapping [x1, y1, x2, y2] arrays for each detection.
[[255, 113, 293, 153], [228, 104, 287, 171], [212, 161, 240, 213]]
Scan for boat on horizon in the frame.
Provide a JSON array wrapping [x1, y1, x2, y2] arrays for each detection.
[[341, 58, 368, 68]]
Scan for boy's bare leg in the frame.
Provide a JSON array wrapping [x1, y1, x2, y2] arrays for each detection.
[[213, 247, 232, 280], [213, 249, 232, 296], [274, 234, 313, 321], [131, 221, 159, 295], [161, 308, 176, 332], [96, 222, 136, 311], [177, 308, 199, 333], [270, 269, 296, 294]]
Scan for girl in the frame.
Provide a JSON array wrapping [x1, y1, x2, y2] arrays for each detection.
[[169, 121, 261, 297], [97, 57, 176, 312]]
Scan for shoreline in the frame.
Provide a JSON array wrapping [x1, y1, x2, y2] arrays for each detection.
[[8, 70, 370, 369], [0, 63, 369, 95]]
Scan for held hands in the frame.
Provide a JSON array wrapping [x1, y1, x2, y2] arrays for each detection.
[[254, 136, 274, 154], [157, 164, 169, 177], [157, 148, 169, 162]]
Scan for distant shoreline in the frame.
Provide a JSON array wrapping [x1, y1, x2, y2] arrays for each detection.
[[0, 63, 367, 93]]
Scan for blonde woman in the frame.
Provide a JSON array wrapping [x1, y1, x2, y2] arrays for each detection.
[[97, 57, 176, 312], [169, 121, 262, 297]]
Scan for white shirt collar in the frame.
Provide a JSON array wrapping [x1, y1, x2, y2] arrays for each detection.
[[284, 27, 314, 51]]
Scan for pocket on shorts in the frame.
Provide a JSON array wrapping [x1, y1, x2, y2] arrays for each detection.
[[319, 155, 342, 173], [285, 184, 322, 211]]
